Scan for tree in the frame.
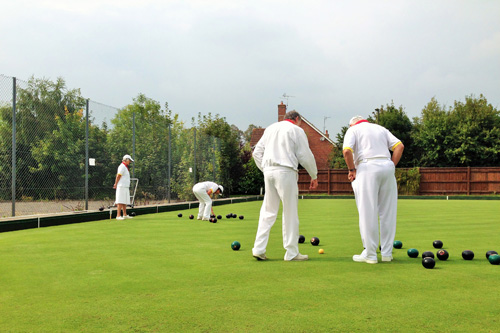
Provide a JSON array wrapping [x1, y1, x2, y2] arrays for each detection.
[[368, 103, 417, 167], [108, 94, 180, 200], [412, 95, 500, 167]]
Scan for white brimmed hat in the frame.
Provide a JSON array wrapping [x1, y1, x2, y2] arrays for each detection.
[[123, 154, 134, 162], [218, 185, 224, 193]]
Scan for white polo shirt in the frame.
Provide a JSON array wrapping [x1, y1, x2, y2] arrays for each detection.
[[253, 120, 317, 179], [197, 181, 220, 194], [343, 122, 401, 167], [116, 163, 131, 188]]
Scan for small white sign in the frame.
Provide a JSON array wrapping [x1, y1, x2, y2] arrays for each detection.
[[89, 158, 96, 166], [189, 167, 192, 173]]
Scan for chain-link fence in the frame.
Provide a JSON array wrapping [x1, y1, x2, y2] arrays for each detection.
[[0, 75, 222, 219]]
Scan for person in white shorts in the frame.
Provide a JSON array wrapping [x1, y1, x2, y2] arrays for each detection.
[[252, 110, 318, 262], [343, 116, 404, 264], [192, 181, 223, 220], [113, 154, 134, 220]]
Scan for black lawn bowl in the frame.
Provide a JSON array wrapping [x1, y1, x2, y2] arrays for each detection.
[[486, 250, 498, 259], [422, 257, 436, 269], [310, 237, 320, 246], [393, 240, 403, 249], [407, 248, 419, 258], [231, 241, 241, 251], [226, 214, 231, 219], [488, 254, 500, 265], [129, 212, 136, 217], [99, 207, 104, 211], [189, 214, 194, 219], [210, 214, 215, 219], [433, 240, 444, 249], [232, 213, 237, 218], [436, 249, 449, 261], [177, 213, 183, 218], [239, 215, 244, 220], [462, 250, 474, 260], [217, 215, 222, 220], [298, 235, 305, 244], [422, 251, 435, 259]]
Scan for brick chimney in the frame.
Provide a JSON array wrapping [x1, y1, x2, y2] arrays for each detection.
[[325, 130, 329, 138], [278, 101, 286, 121]]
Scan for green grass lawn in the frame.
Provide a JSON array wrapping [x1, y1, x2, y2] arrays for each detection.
[[1, 199, 499, 332]]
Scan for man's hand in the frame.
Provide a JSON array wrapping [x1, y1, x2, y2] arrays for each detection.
[[348, 170, 356, 182], [310, 178, 318, 190]]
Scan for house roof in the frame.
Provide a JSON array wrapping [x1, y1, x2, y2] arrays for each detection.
[[250, 117, 335, 148]]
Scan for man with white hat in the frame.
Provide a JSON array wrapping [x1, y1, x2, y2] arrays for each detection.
[[192, 181, 223, 220], [113, 154, 134, 220], [343, 116, 404, 264]]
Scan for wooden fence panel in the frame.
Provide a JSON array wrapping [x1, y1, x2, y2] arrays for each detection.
[[299, 167, 500, 195]]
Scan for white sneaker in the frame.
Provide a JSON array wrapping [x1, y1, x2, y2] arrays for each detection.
[[353, 254, 377, 264], [290, 253, 309, 261], [382, 256, 393, 262], [116, 216, 125, 220], [124, 215, 133, 219], [202, 217, 210, 221], [253, 253, 268, 261], [197, 216, 202, 220]]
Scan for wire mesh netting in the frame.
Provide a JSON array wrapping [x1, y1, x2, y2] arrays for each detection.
[[0, 75, 223, 218]]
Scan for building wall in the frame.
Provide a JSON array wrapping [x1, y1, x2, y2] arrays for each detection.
[[250, 102, 334, 170]]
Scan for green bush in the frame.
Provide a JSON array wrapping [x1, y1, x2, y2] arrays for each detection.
[[396, 167, 420, 195]]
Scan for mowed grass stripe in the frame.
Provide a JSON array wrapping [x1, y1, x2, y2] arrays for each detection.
[[1, 199, 499, 332]]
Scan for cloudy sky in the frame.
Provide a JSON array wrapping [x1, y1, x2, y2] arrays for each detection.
[[1, 0, 499, 137]]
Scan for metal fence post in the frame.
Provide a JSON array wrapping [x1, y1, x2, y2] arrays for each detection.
[[167, 123, 171, 203], [212, 137, 216, 181], [85, 99, 89, 210], [11, 77, 16, 217], [132, 112, 135, 178]]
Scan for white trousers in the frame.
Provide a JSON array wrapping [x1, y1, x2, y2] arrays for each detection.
[[351, 160, 398, 261], [252, 167, 300, 261], [193, 183, 212, 219]]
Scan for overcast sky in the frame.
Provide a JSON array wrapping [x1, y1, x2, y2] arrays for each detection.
[[1, 0, 499, 137]]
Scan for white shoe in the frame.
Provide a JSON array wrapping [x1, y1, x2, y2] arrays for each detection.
[[290, 253, 309, 261], [253, 253, 268, 261], [116, 216, 125, 220], [197, 216, 202, 220], [353, 254, 377, 264], [202, 218, 210, 221], [124, 215, 133, 219], [382, 256, 393, 262]]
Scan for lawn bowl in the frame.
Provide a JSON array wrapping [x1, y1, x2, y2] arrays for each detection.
[[310, 237, 320, 246], [436, 249, 449, 261], [433, 240, 443, 249], [393, 240, 403, 249], [231, 241, 241, 251], [189, 214, 194, 219], [462, 250, 474, 260], [488, 254, 500, 265], [422, 251, 435, 259], [422, 257, 436, 269], [177, 213, 182, 218], [407, 248, 419, 258], [298, 235, 305, 244], [486, 250, 498, 259]]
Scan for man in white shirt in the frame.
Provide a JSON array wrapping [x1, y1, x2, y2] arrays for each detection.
[[113, 154, 134, 220], [252, 110, 318, 261], [343, 116, 404, 264], [192, 181, 223, 221]]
